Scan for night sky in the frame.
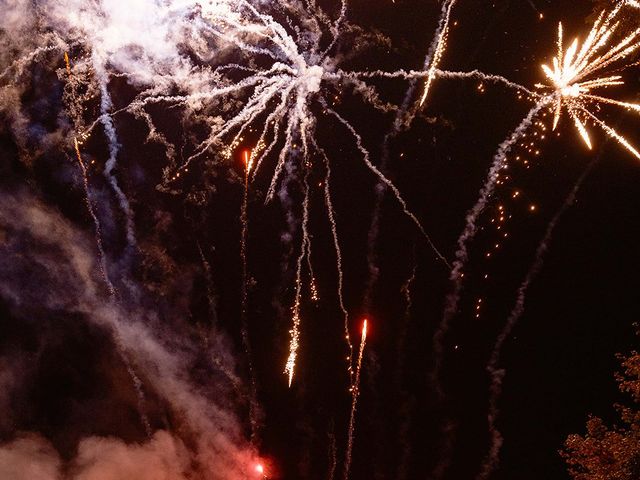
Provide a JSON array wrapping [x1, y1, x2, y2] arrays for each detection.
[[1, 1, 640, 480]]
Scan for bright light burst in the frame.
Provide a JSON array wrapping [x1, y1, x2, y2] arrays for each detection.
[[62, 0, 446, 388], [537, 7, 640, 158]]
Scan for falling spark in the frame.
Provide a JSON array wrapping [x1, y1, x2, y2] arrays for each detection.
[[537, 8, 640, 159], [343, 319, 368, 480], [244, 149, 254, 174]]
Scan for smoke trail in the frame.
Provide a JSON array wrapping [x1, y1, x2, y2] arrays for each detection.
[[433, 96, 553, 396], [425, 96, 552, 480], [75, 140, 151, 435], [343, 69, 537, 98], [0, 44, 63, 81], [342, 320, 368, 480], [325, 106, 449, 267], [240, 156, 261, 446], [321, 0, 348, 58], [196, 241, 219, 327], [92, 54, 137, 251], [314, 138, 354, 385], [523, 0, 541, 16], [476, 157, 600, 480]]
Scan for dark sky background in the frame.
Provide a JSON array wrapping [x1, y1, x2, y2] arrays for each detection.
[[2, 1, 640, 480]]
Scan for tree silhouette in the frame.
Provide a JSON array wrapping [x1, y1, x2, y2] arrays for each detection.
[[562, 335, 640, 480]]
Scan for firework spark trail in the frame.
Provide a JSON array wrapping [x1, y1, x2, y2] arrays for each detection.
[[73, 138, 114, 296], [433, 97, 552, 395], [419, 0, 458, 107], [240, 151, 261, 445], [46, 0, 458, 394], [314, 138, 354, 384], [477, 157, 600, 480], [92, 56, 137, 250], [343, 319, 368, 480], [284, 167, 312, 387], [325, 106, 450, 267]]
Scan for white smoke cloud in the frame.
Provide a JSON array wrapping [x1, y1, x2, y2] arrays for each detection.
[[0, 189, 258, 479], [0, 431, 191, 480], [0, 434, 62, 480]]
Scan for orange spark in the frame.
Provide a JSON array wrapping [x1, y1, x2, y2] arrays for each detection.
[[64, 52, 71, 75], [244, 149, 254, 173]]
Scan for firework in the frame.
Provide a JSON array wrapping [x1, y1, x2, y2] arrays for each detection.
[[537, 8, 640, 158], [343, 319, 368, 480], [419, 0, 458, 106], [78, 0, 449, 388]]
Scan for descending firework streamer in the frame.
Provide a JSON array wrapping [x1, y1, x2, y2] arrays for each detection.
[[477, 157, 600, 480], [73, 137, 115, 296], [536, 6, 640, 159], [313, 137, 354, 385], [343, 319, 368, 480], [434, 97, 551, 395], [358, 0, 459, 301]]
